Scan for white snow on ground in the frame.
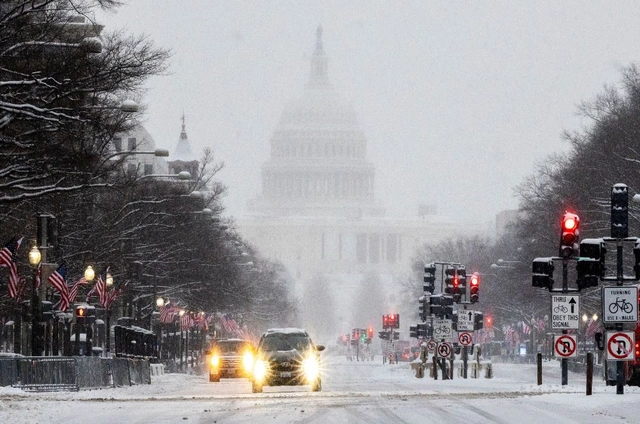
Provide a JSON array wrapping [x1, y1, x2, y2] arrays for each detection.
[[0, 351, 638, 423]]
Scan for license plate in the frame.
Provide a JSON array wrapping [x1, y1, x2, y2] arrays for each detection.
[[280, 371, 292, 378]]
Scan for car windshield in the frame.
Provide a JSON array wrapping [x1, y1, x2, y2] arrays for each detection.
[[260, 334, 312, 352], [216, 341, 251, 354]]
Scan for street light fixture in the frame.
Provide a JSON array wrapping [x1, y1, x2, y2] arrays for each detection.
[[156, 297, 165, 308], [84, 265, 95, 282]]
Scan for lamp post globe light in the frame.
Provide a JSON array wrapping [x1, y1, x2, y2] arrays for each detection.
[[29, 244, 41, 356], [84, 265, 95, 282]]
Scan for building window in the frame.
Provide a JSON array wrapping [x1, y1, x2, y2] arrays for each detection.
[[113, 137, 122, 152], [127, 163, 137, 174], [369, 234, 380, 264], [128, 137, 136, 151], [356, 234, 367, 264], [144, 164, 153, 175], [386, 234, 398, 264]]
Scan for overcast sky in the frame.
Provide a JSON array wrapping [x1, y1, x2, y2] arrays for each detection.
[[97, 1, 640, 227]]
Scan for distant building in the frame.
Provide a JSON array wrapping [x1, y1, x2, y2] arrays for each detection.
[[112, 123, 168, 176], [167, 114, 199, 179], [237, 27, 481, 333]]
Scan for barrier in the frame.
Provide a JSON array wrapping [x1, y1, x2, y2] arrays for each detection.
[[150, 363, 164, 376], [485, 362, 493, 379]]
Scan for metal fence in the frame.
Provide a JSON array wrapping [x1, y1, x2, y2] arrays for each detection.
[[0, 356, 152, 391]]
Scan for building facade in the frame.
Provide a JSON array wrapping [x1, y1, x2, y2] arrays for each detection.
[[238, 28, 478, 336]]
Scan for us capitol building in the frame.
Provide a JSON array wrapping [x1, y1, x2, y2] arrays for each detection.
[[237, 27, 482, 329]]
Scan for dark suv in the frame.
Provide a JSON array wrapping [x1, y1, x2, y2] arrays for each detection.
[[251, 328, 325, 393], [206, 339, 255, 382]]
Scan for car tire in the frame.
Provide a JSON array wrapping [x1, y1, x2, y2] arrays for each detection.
[[252, 381, 263, 393], [209, 373, 220, 383], [311, 378, 322, 392]]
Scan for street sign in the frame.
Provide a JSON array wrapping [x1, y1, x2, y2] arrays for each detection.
[[602, 286, 638, 323], [554, 335, 577, 358], [436, 342, 452, 358], [606, 331, 636, 360], [551, 295, 580, 330], [426, 339, 437, 352], [458, 332, 473, 346], [433, 319, 453, 341], [457, 310, 475, 331]]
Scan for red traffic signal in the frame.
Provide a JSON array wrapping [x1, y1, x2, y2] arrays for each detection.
[[470, 272, 480, 303], [560, 212, 580, 258], [367, 327, 374, 339]]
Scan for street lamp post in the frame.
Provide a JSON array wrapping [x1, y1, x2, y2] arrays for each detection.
[[105, 272, 114, 357], [29, 244, 41, 356]]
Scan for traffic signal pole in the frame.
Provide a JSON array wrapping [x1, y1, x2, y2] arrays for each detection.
[[616, 240, 625, 395], [561, 256, 568, 386]]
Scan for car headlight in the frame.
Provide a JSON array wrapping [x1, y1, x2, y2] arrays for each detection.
[[243, 351, 255, 373], [210, 355, 220, 368], [253, 359, 268, 382], [302, 356, 320, 382]]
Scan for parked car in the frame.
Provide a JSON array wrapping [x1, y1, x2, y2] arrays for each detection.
[[251, 328, 324, 393], [205, 338, 255, 382]]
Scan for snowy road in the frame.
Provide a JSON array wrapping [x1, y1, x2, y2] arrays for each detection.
[[1, 352, 639, 423]]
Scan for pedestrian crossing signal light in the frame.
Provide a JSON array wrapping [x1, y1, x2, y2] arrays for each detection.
[[75, 305, 86, 318], [560, 212, 580, 258]]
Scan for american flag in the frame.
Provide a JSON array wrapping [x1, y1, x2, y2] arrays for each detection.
[[180, 313, 193, 331], [0, 236, 23, 298], [48, 263, 70, 311], [95, 266, 110, 307], [522, 322, 531, 335], [585, 318, 602, 338], [221, 314, 239, 334], [34, 262, 42, 291], [69, 277, 88, 303], [104, 285, 121, 310], [160, 305, 178, 323]]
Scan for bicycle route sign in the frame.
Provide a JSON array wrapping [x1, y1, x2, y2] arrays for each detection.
[[606, 331, 636, 360], [432, 319, 453, 341], [551, 295, 580, 330], [602, 286, 638, 323], [554, 334, 577, 358]]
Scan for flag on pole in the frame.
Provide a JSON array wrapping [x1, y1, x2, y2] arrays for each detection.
[[69, 277, 88, 303], [48, 263, 70, 311], [180, 313, 193, 331], [95, 266, 110, 307], [34, 262, 42, 291], [0, 236, 23, 298]]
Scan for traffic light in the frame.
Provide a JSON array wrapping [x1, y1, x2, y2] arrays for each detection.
[[418, 295, 428, 321], [559, 212, 580, 258], [393, 332, 400, 340], [423, 263, 436, 293], [469, 272, 480, 303], [409, 325, 417, 338], [611, 183, 629, 239], [416, 323, 427, 338], [367, 327, 374, 340], [475, 312, 484, 330], [532, 257, 554, 290], [382, 314, 389, 329], [452, 311, 458, 331], [390, 314, 400, 329], [360, 329, 366, 343], [444, 267, 458, 295], [378, 331, 390, 340]]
